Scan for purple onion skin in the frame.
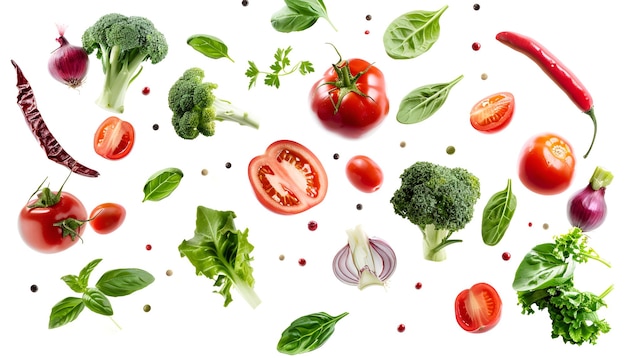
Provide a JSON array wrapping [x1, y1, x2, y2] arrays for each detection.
[[48, 35, 89, 88], [567, 184, 607, 232]]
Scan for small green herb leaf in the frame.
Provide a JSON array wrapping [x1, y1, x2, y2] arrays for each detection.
[[271, 6, 319, 33], [482, 179, 517, 246], [277, 312, 348, 355], [96, 268, 155, 297], [79, 258, 103, 289], [245, 47, 314, 90], [396, 75, 463, 124], [142, 167, 184, 202], [61, 275, 83, 293], [49, 297, 85, 329], [383, 5, 448, 59], [82, 288, 113, 316], [187, 34, 234, 62], [299, 61, 315, 75], [284, 0, 337, 31]]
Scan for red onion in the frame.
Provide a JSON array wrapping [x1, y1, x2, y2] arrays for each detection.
[[566, 166, 613, 232], [48, 24, 89, 88], [332, 225, 397, 290]]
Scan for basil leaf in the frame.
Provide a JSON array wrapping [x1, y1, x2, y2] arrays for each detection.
[[49, 297, 85, 329], [60, 274, 83, 294], [277, 312, 348, 355], [383, 5, 448, 59], [512, 243, 576, 292], [482, 179, 517, 246], [96, 268, 155, 297], [281, 0, 337, 31], [271, 6, 319, 33], [396, 74, 463, 124], [187, 34, 234, 62], [78, 258, 103, 289], [142, 167, 184, 202], [82, 288, 113, 316]]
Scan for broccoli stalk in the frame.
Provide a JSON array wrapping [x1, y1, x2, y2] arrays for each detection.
[[168, 67, 259, 140], [82, 13, 168, 113], [390, 161, 481, 262]]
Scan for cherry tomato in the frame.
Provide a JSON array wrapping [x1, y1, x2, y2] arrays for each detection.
[[94, 116, 135, 160], [310, 56, 389, 138], [18, 191, 87, 254], [89, 203, 126, 235], [455, 282, 502, 333], [248, 140, 328, 215], [345, 155, 383, 193], [518, 133, 575, 195], [469, 92, 515, 133]]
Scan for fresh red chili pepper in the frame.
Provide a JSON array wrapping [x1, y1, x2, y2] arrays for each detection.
[[11, 60, 100, 177], [495, 31, 597, 159]]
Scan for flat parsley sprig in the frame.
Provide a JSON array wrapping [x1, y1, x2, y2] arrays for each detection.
[[245, 46, 314, 89]]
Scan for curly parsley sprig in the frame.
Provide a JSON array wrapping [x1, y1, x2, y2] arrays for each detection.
[[245, 46, 314, 89]]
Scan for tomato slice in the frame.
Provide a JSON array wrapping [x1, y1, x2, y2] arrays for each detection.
[[94, 116, 135, 160], [248, 140, 328, 215], [455, 282, 502, 333], [470, 92, 515, 133]]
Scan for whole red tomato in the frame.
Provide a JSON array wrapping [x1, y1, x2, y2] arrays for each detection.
[[345, 155, 384, 193], [18, 187, 87, 254], [518, 133, 575, 195], [90, 202, 126, 234], [310, 55, 389, 138]]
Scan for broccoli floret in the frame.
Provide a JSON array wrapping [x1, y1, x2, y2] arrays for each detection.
[[82, 13, 168, 113], [390, 161, 481, 262], [168, 67, 260, 140]]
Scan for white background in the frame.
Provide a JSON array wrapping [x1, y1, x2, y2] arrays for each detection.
[[0, 1, 623, 357]]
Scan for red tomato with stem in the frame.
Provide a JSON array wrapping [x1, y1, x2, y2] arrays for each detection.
[[518, 133, 575, 195], [310, 47, 389, 138], [94, 116, 135, 160], [89, 203, 126, 234], [248, 140, 328, 215], [18, 184, 87, 254], [455, 282, 502, 333], [469, 92, 515, 133], [345, 155, 383, 193]]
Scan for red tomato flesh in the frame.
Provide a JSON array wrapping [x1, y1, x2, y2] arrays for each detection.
[[18, 191, 87, 254], [518, 133, 575, 195], [345, 155, 383, 193], [470, 92, 515, 133], [248, 140, 328, 215], [89, 203, 126, 235], [455, 282, 502, 333], [94, 116, 135, 160]]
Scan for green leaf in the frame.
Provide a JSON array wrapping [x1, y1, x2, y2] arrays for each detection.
[[396, 75, 463, 124], [78, 258, 103, 289], [284, 0, 337, 31], [512, 243, 576, 292], [270, 6, 319, 33], [49, 297, 85, 329], [277, 312, 348, 354], [383, 5, 448, 59], [96, 268, 155, 297], [187, 34, 234, 62], [142, 167, 184, 202], [82, 288, 113, 316], [481, 179, 517, 246], [299, 61, 315, 75], [60, 275, 83, 294]]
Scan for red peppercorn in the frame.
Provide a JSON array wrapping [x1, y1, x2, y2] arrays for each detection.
[[146, 244, 152, 251], [472, 42, 481, 51], [308, 220, 318, 231], [298, 258, 306, 266], [142, 86, 150, 95], [502, 252, 511, 261], [397, 324, 406, 332], [415, 282, 423, 289]]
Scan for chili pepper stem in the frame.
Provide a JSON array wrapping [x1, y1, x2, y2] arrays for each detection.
[[583, 108, 597, 159]]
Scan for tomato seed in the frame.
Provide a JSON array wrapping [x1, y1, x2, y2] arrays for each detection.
[[225, 162, 232, 169], [397, 324, 406, 332], [30, 284, 39, 293], [472, 42, 481, 51], [308, 220, 318, 231], [366, 14, 372, 21], [298, 258, 306, 266], [473, 3, 480, 10], [143, 304, 151, 312], [166, 269, 173, 276], [146, 244, 152, 251], [142, 86, 150, 95], [502, 252, 511, 261], [415, 282, 423, 289], [152, 124, 159, 130]]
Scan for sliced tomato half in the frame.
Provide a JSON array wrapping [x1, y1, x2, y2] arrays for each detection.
[[455, 282, 502, 333], [469, 92, 515, 133], [248, 140, 328, 215], [94, 116, 135, 160]]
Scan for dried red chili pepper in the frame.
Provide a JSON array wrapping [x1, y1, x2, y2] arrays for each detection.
[[11, 60, 100, 177], [495, 31, 597, 159]]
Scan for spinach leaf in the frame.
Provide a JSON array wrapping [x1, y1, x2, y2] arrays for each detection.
[[277, 312, 348, 354], [482, 179, 517, 246], [96, 269, 155, 297], [271, 6, 318, 33], [142, 167, 184, 202], [512, 243, 576, 292], [396, 74, 463, 124], [383, 5, 448, 59], [187, 34, 234, 62]]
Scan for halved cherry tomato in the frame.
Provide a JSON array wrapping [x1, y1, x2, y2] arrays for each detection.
[[455, 282, 502, 333], [469, 92, 515, 133], [518, 133, 575, 195], [89, 203, 126, 235], [94, 116, 135, 160], [345, 155, 383, 193], [248, 140, 328, 215]]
